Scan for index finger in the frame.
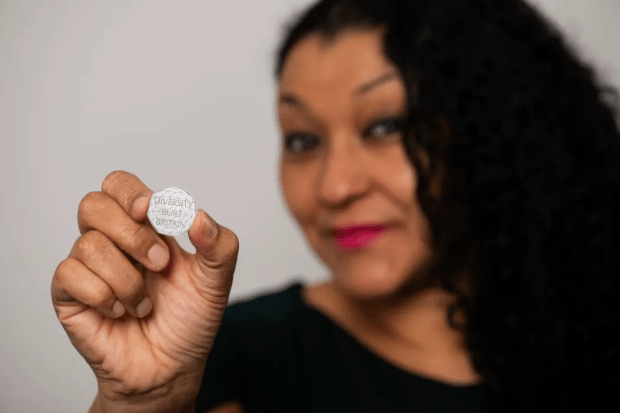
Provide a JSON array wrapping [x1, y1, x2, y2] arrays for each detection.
[[101, 170, 153, 222]]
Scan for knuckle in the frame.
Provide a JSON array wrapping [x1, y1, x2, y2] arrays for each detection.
[[78, 191, 104, 218], [225, 230, 240, 259], [122, 223, 149, 250], [94, 287, 115, 308], [76, 230, 109, 257], [101, 170, 129, 193], [230, 231, 240, 251], [124, 278, 144, 301], [51, 261, 69, 303], [53, 258, 75, 283]]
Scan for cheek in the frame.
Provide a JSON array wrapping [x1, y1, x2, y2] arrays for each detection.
[[379, 147, 433, 247], [380, 145, 418, 203], [280, 165, 315, 222]]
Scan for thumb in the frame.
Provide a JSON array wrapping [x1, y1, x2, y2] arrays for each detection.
[[187, 209, 239, 294]]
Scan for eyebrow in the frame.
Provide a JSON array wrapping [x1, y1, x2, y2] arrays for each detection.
[[278, 71, 398, 111]]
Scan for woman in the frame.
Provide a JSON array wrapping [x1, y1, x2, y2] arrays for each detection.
[[52, 0, 620, 412]]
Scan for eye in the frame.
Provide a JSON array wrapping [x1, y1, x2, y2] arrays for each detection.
[[283, 134, 317, 154], [282, 117, 404, 154], [364, 117, 404, 139]]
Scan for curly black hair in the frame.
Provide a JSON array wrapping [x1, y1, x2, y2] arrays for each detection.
[[273, 0, 620, 411]]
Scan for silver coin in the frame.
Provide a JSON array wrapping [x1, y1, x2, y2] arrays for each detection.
[[147, 186, 197, 236]]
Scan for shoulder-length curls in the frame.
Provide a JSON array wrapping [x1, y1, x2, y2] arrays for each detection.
[[274, 0, 620, 411]]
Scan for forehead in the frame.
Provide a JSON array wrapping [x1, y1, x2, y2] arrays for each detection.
[[278, 28, 397, 93]]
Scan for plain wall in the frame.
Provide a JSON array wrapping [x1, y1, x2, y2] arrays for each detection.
[[0, 1, 618, 411]]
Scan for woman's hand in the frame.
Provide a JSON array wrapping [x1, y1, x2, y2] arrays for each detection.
[[51, 170, 239, 404]]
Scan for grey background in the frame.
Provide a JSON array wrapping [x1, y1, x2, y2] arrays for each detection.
[[0, 0, 618, 411]]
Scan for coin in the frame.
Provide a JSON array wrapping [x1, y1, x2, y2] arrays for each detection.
[[147, 186, 197, 236]]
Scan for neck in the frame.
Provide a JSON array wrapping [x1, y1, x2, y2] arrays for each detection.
[[329, 277, 469, 355]]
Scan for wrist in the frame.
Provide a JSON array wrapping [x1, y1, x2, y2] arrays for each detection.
[[92, 392, 197, 413], [93, 370, 203, 413]]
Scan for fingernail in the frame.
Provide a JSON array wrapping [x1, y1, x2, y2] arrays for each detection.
[[132, 196, 148, 217], [148, 244, 169, 269], [136, 297, 152, 318], [112, 300, 126, 318]]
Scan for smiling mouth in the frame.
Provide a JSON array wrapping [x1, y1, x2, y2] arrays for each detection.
[[333, 226, 389, 250]]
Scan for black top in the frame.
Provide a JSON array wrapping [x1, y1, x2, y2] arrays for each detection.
[[195, 280, 488, 413]]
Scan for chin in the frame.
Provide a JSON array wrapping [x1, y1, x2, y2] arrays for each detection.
[[333, 266, 408, 301]]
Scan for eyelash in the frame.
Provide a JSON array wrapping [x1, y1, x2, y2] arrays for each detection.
[[283, 117, 404, 154]]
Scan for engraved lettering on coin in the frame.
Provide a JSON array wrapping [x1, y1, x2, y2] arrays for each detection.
[[147, 186, 197, 236]]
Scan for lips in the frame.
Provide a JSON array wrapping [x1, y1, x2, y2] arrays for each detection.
[[333, 224, 388, 237], [332, 225, 389, 249]]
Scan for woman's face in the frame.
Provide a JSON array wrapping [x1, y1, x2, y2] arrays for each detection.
[[277, 28, 435, 299]]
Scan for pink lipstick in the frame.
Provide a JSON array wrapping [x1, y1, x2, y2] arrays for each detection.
[[332, 225, 389, 250]]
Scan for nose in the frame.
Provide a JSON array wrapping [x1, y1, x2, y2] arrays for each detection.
[[317, 134, 371, 207]]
